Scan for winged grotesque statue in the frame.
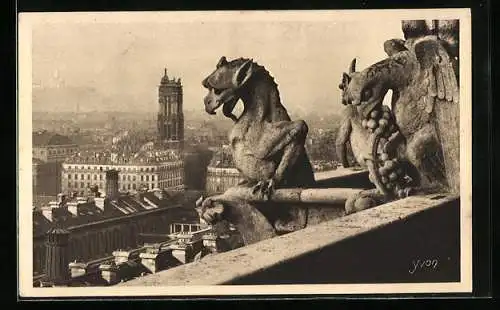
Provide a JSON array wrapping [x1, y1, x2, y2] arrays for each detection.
[[338, 19, 460, 213]]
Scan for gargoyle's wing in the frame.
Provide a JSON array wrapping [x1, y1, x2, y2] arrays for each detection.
[[253, 121, 308, 160], [410, 38, 460, 191], [383, 39, 407, 57], [412, 38, 459, 117]]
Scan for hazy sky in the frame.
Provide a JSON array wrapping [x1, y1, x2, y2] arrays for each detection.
[[29, 12, 405, 114]]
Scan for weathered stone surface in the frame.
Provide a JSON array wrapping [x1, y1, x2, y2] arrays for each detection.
[[118, 193, 458, 287], [198, 57, 316, 232], [339, 20, 460, 207], [300, 188, 363, 204]]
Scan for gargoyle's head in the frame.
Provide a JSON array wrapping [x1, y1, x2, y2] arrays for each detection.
[[202, 56, 259, 119], [339, 58, 390, 118]]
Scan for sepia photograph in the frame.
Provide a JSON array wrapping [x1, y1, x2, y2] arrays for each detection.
[[18, 9, 472, 297]]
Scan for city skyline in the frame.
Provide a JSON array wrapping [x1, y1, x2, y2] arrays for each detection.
[[30, 12, 403, 114]]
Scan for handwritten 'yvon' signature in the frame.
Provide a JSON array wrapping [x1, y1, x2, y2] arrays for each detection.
[[409, 258, 439, 274]]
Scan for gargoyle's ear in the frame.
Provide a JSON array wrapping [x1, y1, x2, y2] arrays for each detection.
[[349, 58, 356, 74], [233, 59, 255, 88], [216, 56, 228, 69]]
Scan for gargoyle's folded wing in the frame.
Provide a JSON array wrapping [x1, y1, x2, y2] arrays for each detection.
[[412, 38, 459, 118], [410, 37, 460, 191], [253, 121, 308, 160], [383, 39, 407, 57]]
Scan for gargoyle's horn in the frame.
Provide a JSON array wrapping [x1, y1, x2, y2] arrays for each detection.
[[349, 58, 357, 74]]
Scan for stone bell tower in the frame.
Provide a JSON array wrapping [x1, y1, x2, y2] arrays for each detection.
[[157, 68, 184, 150]]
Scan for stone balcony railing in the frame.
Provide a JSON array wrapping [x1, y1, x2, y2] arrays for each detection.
[[118, 192, 460, 287]]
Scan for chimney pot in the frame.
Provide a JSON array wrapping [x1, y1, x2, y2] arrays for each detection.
[[105, 169, 119, 200]]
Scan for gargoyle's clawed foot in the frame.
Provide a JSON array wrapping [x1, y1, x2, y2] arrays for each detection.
[[251, 178, 276, 200], [344, 190, 387, 215], [274, 219, 301, 234], [196, 197, 225, 225]]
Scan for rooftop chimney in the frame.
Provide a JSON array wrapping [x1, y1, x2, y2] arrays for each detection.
[[94, 197, 105, 211], [153, 188, 165, 200], [105, 169, 119, 200], [41, 206, 53, 222], [66, 201, 79, 217], [57, 193, 67, 206], [42, 200, 62, 222]]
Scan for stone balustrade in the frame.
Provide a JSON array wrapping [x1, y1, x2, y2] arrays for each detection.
[[118, 193, 460, 287]]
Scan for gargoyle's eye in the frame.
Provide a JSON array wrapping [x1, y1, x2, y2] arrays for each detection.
[[362, 88, 372, 101], [213, 88, 223, 95]]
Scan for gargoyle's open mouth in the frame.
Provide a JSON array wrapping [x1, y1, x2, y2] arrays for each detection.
[[205, 98, 238, 118]]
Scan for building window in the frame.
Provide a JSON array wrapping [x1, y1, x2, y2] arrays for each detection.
[[127, 175, 131, 181], [152, 175, 155, 181], [87, 183, 90, 188], [87, 174, 90, 180], [68, 174, 72, 179], [132, 184, 136, 190], [81, 174, 84, 180], [141, 175, 144, 181], [127, 184, 131, 190], [94, 175, 97, 180], [80, 182, 84, 188], [100, 174, 103, 180], [132, 175, 136, 181], [123, 175, 126, 181], [146, 175, 149, 182], [122, 185, 126, 190]]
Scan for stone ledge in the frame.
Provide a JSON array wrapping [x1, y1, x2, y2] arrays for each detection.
[[118, 193, 459, 286]]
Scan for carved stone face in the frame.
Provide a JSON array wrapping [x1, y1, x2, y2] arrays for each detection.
[[201, 56, 255, 118], [340, 67, 389, 119]]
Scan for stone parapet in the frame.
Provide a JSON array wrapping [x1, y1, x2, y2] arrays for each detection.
[[118, 193, 459, 287]]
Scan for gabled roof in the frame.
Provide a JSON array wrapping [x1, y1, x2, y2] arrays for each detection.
[[32, 190, 203, 237], [33, 131, 74, 146]]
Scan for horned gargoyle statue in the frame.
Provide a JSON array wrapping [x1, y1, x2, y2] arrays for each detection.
[[338, 19, 460, 214], [196, 56, 316, 243]]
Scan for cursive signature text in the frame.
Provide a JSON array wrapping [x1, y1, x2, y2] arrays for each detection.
[[409, 258, 439, 274]]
